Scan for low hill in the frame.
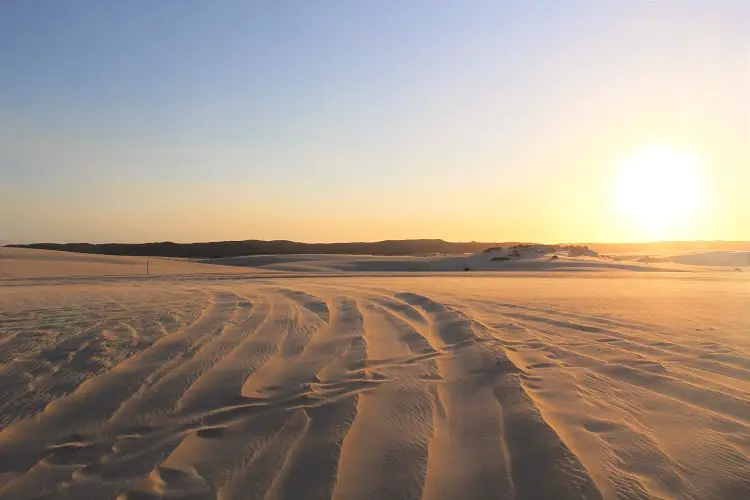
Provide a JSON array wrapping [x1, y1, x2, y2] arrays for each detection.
[[9, 239, 749, 261], [8, 239, 523, 259]]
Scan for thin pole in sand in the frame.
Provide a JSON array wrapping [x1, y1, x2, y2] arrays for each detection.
[[146, 260, 149, 275]]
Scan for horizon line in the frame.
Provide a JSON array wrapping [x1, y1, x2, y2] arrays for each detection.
[[7, 238, 750, 247]]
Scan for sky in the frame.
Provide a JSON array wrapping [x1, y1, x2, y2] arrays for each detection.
[[1, 0, 748, 244]]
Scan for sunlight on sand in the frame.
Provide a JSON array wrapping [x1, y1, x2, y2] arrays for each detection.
[[0, 249, 748, 499]]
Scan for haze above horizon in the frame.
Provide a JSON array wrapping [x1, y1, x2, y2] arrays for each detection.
[[2, 1, 748, 244]]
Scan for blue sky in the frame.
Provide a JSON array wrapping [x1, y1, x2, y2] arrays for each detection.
[[1, 1, 748, 243]]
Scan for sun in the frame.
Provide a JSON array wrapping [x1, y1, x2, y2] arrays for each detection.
[[613, 147, 704, 236]]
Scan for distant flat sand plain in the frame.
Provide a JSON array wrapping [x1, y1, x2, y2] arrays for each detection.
[[0, 248, 748, 499]]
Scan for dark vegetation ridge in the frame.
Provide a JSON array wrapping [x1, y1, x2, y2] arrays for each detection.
[[9, 240, 523, 258], [8, 240, 749, 259]]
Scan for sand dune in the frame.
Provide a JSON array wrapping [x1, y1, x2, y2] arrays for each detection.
[[606, 250, 750, 270], [0, 247, 267, 279], [200, 246, 685, 273], [0, 250, 748, 499], [664, 251, 750, 268]]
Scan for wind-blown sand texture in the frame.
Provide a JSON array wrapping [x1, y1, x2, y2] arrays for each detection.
[[1, 248, 748, 499]]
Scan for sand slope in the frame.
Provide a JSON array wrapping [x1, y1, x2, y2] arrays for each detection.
[[199, 247, 684, 273], [664, 251, 750, 268], [0, 251, 748, 499], [0, 247, 263, 279]]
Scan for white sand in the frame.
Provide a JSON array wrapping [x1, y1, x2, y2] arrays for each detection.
[[0, 248, 748, 499], [664, 251, 750, 268], [199, 246, 694, 273], [0, 247, 267, 279]]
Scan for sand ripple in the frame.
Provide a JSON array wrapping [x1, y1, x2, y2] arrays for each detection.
[[0, 276, 748, 499]]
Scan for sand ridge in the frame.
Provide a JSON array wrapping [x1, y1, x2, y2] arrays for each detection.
[[0, 247, 265, 279]]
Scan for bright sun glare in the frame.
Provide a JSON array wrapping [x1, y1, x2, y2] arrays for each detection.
[[613, 147, 704, 236]]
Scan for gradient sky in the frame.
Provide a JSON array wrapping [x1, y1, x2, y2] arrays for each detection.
[[1, 1, 748, 244]]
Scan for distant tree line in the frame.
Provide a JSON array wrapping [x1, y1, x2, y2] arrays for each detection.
[[9, 239, 525, 259]]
